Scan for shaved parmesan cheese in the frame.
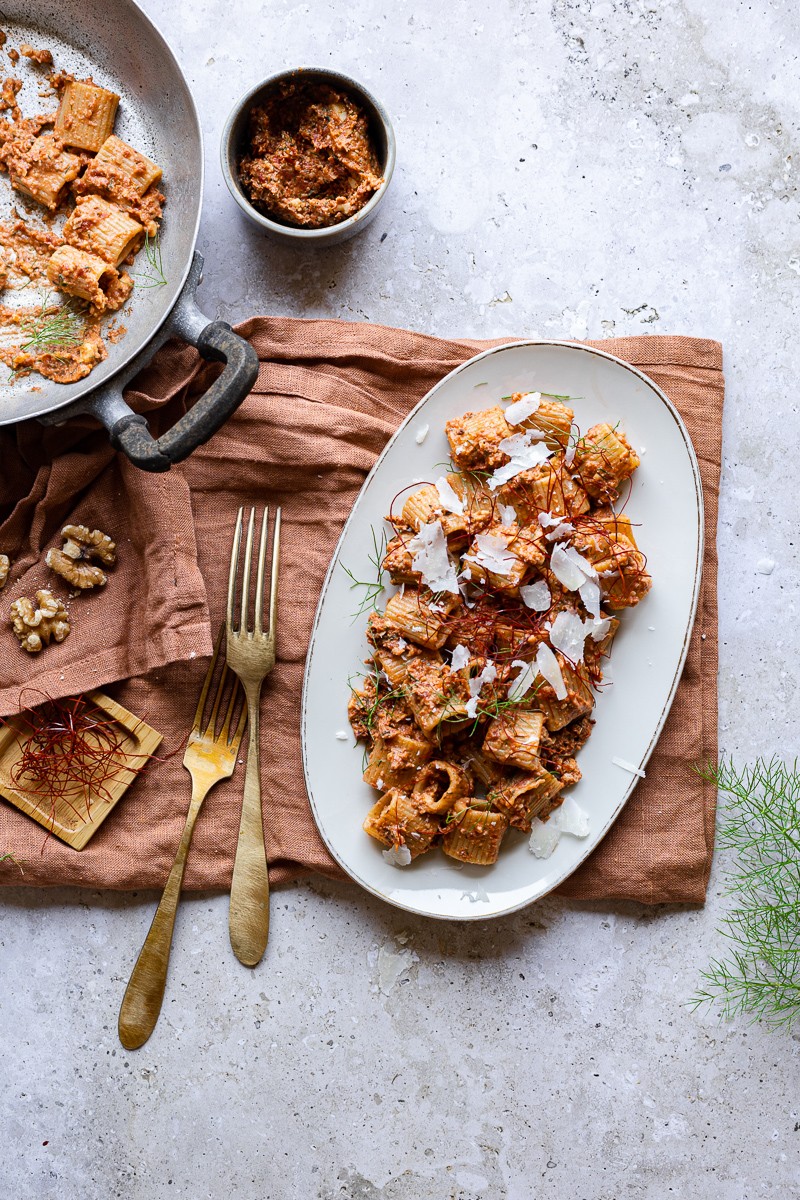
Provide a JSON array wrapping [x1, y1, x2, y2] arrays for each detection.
[[538, 512, 563, 529], [578, 577, 602, 619], [508, 658, 537, 702], [505, 391, 541, 424], [449, 644, 470, 672], [435, 475, 464, 515], [564, 426, 579, 466], [408, 520, 459, 594], [529, 795, 591, 857], [549, 609, 589, 662], [588, 616, 612, 642], [554, 795, 591, 837], [535, 642, 567, 700], [382, 844, 412, 867], [466, 661, 497, 717], [395, 637, 408, 650], [529, 818, 561, 858], [550, 544, 598, 591], [466, 532, 516, 576], [545, 521, 574, 542], [499, 503, 517, 526], [520, 580, 551, 611], [488, 430, 553, 490], [612, 756, 646, 779], [415, 424, 429, 444]]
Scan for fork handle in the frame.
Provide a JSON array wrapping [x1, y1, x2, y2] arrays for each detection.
[[118, 790, 205, 1050], [229, 686, 270, 966]]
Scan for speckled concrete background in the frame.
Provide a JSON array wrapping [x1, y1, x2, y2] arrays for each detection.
[[2, 1, 799, 1197]]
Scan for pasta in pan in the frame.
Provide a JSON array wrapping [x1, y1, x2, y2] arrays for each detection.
[[0, 39, 165, 384], [347, 390, 652, 868]]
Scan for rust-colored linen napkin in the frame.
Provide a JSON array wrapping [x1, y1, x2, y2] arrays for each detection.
[[0, 324, 722, 904]]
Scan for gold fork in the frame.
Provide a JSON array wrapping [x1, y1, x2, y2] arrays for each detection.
[[118, 631, 247, 1050], [226, 505, 281, 968]]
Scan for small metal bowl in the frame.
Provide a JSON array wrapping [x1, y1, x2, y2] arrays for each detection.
[[220, 67, 396, 247]]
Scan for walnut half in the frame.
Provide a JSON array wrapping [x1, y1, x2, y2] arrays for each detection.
[[0, 554, 9, 589], [10, 589, 70, 652], [45, 523, 116, 590]]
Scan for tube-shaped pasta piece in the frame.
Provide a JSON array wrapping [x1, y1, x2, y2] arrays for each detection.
[[400, 473, 487, 542], [441, 804, 508, 865], [498, 457, 590, 524], [384, 730, 434, 771], [9, 134, 81, 209], [363, 789, 438, 859], [381, 533, 420, 585], [373, 647, 411, 689], [590, 508, 639, 548], [462, 522, 544, 596], [536, 662, 594, 732], [401, 484, 441, 530], [488, 767, 564, 831], [47, 244, 126, 311], [570, 524, 652, 610], [384, 589, 448, 650], [507, 394, 574, 450], [93, 134, 162, 195], [412, 760, 471, 814], [573, 423, 640, 504], [445, 406, 513, 471], [454, 743, 506, 788], [62, 197, 144, 267], [362, 735, 415, 792], [55, 80, 120, 152], [404, 657, 472, 735], [483, 710, 545, 771]]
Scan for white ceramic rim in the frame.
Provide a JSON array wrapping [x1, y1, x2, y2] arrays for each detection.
[[301, 339, 705, 920]]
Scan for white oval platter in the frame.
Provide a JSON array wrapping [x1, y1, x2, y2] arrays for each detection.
[[301, 340, 704, 920]]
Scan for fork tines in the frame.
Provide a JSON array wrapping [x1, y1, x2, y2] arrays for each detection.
[[190, 628, 246, 747], [226, 506, 281, 639]]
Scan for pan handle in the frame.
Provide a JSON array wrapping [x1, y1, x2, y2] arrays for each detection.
[[74, 254, 259, 472]]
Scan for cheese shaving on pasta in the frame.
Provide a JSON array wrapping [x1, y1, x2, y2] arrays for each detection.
[[550, 544, 598, 591], [435, 476, 464, 515], [465, 533, 517, 576], [488, 431, 552, 490], [408, 520, 459, 593], [535, 642, 567, 700], [549, 609, 589, 663], [504, 391, 541, 424], [449, 644, 470, 672], [519, 580, 551, 611]]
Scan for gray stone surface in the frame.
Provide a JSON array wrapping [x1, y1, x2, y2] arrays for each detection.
[[2, 1, 799, 1197]]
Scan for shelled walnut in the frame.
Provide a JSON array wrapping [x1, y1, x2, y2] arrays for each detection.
[[0, 554, 9, 589], [45, 524, 116, 590], [10, 589, 70, 652]]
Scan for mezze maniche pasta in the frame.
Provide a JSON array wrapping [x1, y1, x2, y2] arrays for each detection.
[[347, 390, 652, 869]]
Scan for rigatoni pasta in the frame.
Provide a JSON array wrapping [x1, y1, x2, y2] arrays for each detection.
[[54, 80, 120, 152], [0, 41, 166, 384], [347, 389, 652, 869]]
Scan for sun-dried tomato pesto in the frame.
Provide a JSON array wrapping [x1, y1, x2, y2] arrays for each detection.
[[239, 80, 382, 229]]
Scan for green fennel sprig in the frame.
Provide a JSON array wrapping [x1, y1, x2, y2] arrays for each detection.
[[133, 231, 167, 288], [690, 757, 800, 1030], [341, 525, 388, 622], [18, 293, 85, 354]]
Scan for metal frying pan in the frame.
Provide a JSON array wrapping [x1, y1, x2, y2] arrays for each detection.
[[0, 0, 257, 471]]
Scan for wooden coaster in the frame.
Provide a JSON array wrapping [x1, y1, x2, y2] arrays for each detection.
[[0, 689, 162, 850]]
